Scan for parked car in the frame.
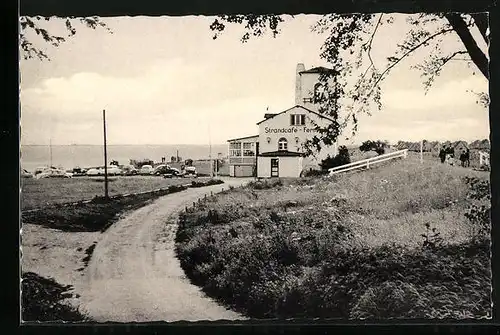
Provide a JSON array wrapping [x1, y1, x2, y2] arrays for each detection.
[[121, 165, 139, 176], [153, 164, 168, 175], [86, 168, 102, 176], [21, 169, 33, 178], [71, 167, 87, 176], [107, 166, 122, 176], [139, 165, 154, 175], [183, 166, 197, 178], [34, 166, 50, 176], [162, 167, 182, 178], [35, 167, 72, 179]]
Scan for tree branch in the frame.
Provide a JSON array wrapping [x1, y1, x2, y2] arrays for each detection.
[[445, 13, 489, 79], [362, 14, 383, 72], [371, 27, 455, 90]]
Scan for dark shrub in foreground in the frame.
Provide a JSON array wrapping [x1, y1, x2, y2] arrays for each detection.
[[22, 272, 88, 322], [248, 179, 283, 190], [177, 212, 491, 319], [191, 179, 224, 188]]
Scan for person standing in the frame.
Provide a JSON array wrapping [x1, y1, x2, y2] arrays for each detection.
[[439, 147, 446, 163]]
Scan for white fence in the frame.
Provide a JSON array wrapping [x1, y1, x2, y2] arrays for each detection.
[[329, 149, 408, 176]]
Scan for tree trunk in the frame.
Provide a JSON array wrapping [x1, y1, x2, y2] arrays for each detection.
[[471, 12, 489, 44], [446, 13, 489, 79]]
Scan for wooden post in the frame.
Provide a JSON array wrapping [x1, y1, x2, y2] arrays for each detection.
[[103, 109, 109, 199]]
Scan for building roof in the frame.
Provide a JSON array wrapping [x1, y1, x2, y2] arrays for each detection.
[[256, 105, 335, 125], [259, 150, 304, 157], [264, 113, 278, 119], [299, 66, 335, 75], [227, 134, 259, 142]]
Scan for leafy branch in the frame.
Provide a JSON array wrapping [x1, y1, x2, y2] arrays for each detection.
[[19, 16, 112, 61]]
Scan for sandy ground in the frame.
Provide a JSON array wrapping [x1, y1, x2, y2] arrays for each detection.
[[22, 177, 252, 322]]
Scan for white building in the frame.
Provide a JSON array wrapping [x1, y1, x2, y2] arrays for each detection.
[[227, 63, 339, 178]]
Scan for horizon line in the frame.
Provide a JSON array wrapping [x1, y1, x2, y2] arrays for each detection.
[[20, 143, 229, 146]]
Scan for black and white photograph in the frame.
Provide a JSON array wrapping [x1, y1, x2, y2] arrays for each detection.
[[19, 11, 492, 322]]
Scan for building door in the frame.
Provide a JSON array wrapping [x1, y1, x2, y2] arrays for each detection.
[[271, 158, 279, 177]]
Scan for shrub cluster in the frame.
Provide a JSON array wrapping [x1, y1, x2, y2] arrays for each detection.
[[190, 179, 224, 188], [175, 166, 491, 319], [21, 272, 88, 322], [320, 146, 351, 171], [247, 179, 283, 190]]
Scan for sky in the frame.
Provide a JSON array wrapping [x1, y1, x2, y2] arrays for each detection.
[[19, 14, 490, 146]]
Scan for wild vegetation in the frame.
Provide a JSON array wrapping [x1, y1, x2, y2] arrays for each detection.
[[21, 272, 89, 322], [175, 159, 491, 319], [359, 140, 389, 155]]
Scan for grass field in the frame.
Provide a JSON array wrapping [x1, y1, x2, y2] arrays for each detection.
[[175, 157, 491, 319], [21, 176, 202, 210]]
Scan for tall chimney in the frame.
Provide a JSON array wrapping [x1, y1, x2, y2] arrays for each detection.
[[295, 63, 305, 105]]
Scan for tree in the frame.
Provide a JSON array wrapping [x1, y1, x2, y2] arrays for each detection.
[[359, 140, 388, 155], [320, 145, 351, 170], [19, 16, 112, 61], [209, 13, 489, 155]]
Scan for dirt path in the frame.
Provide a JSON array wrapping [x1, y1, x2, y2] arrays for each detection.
[[77, 178, 252, 322]]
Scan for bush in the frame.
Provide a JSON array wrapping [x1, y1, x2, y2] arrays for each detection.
[[350, 280, 427, 319], [320, 145, 351, 170], [359, 140, 388, 156], [248, 179, 283, 190], [22, 272, 88, 322], [190, 179, 224, 188]]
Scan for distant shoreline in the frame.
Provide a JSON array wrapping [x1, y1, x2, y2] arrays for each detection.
[[21, 144, 228, 147]]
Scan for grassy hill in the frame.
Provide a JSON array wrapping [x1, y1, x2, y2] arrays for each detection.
[[175, 158, 491, 319]]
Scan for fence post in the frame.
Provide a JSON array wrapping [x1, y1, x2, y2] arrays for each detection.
[[366, 160, 370, 169]]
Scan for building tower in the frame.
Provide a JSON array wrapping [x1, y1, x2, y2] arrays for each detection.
[[295, 63, 305, 105]]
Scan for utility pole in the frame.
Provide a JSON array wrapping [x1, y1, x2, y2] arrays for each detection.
[[420, 140, 423, 164], [49, 137, 53, 168], [103, 109, 109, 199], [208, 123, 213, 178]]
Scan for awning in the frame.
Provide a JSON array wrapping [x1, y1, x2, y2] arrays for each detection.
[[258, 150, 304, 157]]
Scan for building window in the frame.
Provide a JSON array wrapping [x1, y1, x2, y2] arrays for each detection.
[[303, 97, 313, 103], [243, 142, 253, 149], [229, 142, 241, 150], [278, 137, 288, 151], [243, 149, 255, 156], [230, 149, 241, 157], [290, 114, 306, 126]]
